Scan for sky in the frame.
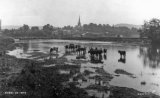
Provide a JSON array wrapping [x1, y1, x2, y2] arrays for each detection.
[[0, 0, 160, 27]]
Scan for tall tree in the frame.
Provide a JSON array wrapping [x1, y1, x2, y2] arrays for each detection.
[[43, 24, 53, 31], [23, 24, 30, 31], [140, 18, 160, 42], [43, 24, 54, 36]]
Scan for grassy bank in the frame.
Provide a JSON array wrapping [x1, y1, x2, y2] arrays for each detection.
[[2, 59, 159, 98], [3, 62, 91, 98], [0, 36, 15, 51], [0, 36, 32, 97]]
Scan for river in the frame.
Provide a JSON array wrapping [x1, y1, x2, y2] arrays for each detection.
[[7, 39, 160, 96]]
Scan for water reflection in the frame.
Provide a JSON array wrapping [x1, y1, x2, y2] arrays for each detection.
[[76, 53, 86, 59], [118, 57, 126, 63], [22, 43, 29, 53], [139, 44, 160, 69], [103, 54, 107, 60], [49, 54, 58, 59], [90, 54, 103, 64]]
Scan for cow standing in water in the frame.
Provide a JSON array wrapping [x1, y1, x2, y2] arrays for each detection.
[[76, 47, 86, 55], [103, 49, 107, 53], [65, 44, 76, 53], [118, 50, 126, 58], [69, 44, 76, 52], [88, 47, 103, 63], [50, 47, 58, 54], [118, 50, 126, 63], [76, 46, 86, 59]]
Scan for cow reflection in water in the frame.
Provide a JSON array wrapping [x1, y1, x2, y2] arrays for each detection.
[[103, 48, 107, 60], [118, 50, 126, 63], [118, 57, 126, 63], [49, 47, 59, 59], [88, 48, 104, 63], [103, 54, 107, 60], [49, 54, 58, 60], [65, 50, 71, 54]]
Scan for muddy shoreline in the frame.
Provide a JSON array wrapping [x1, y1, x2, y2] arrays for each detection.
[[0, 36, 159, 98]]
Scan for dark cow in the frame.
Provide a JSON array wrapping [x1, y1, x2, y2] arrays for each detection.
[[103, 49, 107, 53], [69, 44, 75, 51], [65, 45, 69, 49], [88, 48, 103, 56], [76, 46, 86, 59], [75, 45, 81, 49], [118, 50, 126, 63], [50, 47, 58, 54], [118, 50, 126, 57], [65, 44, 81, 54], [88, 48, 103, 63], [76, 47, 86, 54]]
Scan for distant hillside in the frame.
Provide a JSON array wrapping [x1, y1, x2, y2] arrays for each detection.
[[2, 25, 22, 30], [115, 23, 142, 29], [2, 25, 43, 30]]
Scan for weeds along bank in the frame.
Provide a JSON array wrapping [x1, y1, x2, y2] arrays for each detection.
[[0, 36, 15, 51], [1, 56, 160, 98], [0, 36, 31, 97]]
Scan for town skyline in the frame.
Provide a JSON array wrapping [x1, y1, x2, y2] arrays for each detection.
[[0, 0, 160, 27], [1, 17, 141, 30]]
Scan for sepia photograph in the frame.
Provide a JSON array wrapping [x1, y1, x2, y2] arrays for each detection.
[[0, 0, 160, 98]]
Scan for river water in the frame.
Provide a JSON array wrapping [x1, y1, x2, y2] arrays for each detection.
[[7, 39, 160, 96]]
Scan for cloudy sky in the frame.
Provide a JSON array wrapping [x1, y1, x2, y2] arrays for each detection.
[[0, 0, 160, 27]]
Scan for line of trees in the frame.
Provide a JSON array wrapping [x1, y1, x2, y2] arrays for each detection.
[[3, 24, 58, 37], [3, 23, 139, 38], [83, 23, 138, 35]]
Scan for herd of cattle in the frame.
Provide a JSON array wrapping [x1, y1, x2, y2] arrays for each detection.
[[0, 43, 126, 63], [50, 43, 126, 63]]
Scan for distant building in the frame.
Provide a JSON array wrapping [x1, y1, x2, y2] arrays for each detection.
[[75, 16, 82, 30], [77, 16, 81, 27]]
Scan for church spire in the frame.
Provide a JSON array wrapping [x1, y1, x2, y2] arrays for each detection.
[[78, 16, 81, 27]]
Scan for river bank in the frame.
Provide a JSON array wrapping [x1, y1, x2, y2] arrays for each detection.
[[14, 36, 151, 45], [2, 55, 160, 98], [0, 36, 159, 98]]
